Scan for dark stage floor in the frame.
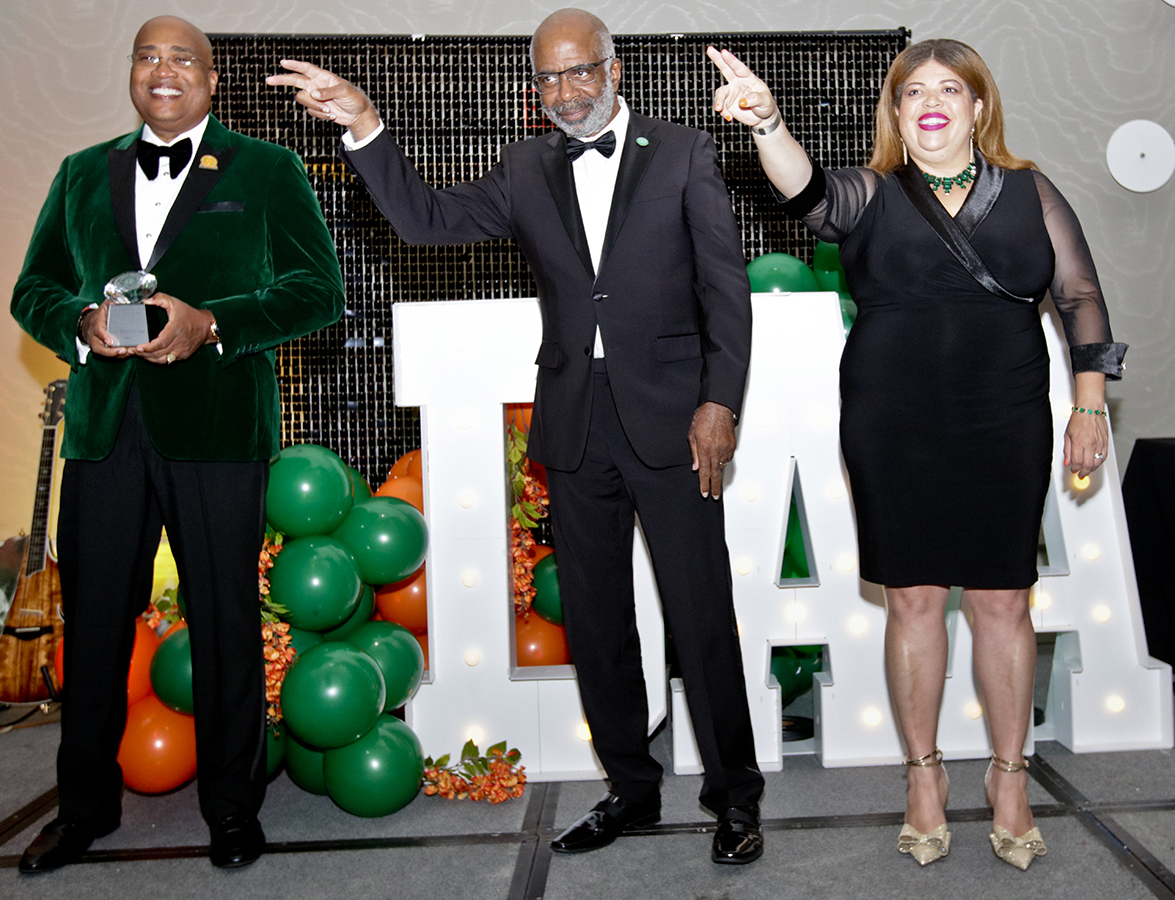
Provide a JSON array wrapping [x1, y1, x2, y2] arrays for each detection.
[[3, 702, 1175, 900]]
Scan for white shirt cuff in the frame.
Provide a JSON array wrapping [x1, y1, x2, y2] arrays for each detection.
[[76, 302, 99, 365], [342, 120, 385, 151]]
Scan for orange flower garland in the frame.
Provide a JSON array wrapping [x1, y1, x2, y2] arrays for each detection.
[[508, 419, 549, 617], [259, 533, 295, 727], [422, 740, 526, 804]]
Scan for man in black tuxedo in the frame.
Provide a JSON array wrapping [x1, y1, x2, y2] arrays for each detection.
[[269, 7, 764, 863]]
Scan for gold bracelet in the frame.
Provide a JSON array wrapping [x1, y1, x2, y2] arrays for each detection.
[[1072, 405, 1107, 417]]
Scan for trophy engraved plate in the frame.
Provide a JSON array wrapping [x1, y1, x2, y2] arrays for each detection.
[[103, 270, 157, 347]]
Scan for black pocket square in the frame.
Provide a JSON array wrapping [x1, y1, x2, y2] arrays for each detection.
[[198, 200, 245, 213]]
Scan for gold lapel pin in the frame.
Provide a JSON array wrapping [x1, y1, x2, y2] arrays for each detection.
[[198, 154, 219, 170]]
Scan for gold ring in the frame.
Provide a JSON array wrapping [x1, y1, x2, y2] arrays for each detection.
[[718, 461, 728, 468], [165, 352, 177, 364]]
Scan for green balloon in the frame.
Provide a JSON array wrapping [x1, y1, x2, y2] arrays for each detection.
[[287, 626, 324, 656], [323, 714, 424, 817], [345, 621, 424, 711], [531, 554, 563, 625], [285, 731, 329, 794], [322, 584, 376, 641], [770, 646, 823, 708], [347, 465, 372, 501], [266, 444, 354, 538], [149, 627, 194, 714], [175, 584, 187, 618], [746, 253, 821, 293], [268, 535, 363, 631], [266, 727, 286, 778], [281, 642, 386, 749], [331, 497, 428, 587], [812, 239, 843, 274]]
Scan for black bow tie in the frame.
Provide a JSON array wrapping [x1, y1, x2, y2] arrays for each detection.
[[566, 131, 616, 161], [136, 137, 193, 180]]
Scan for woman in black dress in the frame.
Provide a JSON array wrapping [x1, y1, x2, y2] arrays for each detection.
[[708, 40, 1125, 870]]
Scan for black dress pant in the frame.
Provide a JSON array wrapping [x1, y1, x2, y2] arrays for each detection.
[[56, 383, 268, 826], [545, 363, 764, 813]]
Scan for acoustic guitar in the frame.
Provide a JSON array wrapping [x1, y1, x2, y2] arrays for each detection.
[[0, 380, 66, 703]]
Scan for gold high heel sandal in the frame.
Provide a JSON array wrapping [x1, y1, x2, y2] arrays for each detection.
[[986, 754, 1047, 871], [897, 748, 951, 866]]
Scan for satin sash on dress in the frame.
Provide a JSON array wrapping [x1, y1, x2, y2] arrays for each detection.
[[895, 152, 1035, 304]]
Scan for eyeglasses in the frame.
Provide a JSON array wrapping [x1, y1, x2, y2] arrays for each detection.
[[531, 59, 611, 94], [128, 52, 208, 69]]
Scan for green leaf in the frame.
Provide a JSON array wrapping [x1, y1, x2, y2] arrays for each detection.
[[505, 749, 521, 764], [434, 753, 451, 768], [487, 740, 507, 757], [460, 739, 479, 760], [424, 756, 434, 767]]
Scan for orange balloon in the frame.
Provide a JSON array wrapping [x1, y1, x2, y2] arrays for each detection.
[[374, 474, 424, 513], [531, 543, 555, 564], [388, 449, 423, 481], [161, 619, 187, 640], [117, 694, 198, 794], [54, 619, 166, 699], [515, 613, 571, 667], [415, 633, 429, 670], [375, 565, 428, 634], [506, 403, 533, 433], [127, 619, 162, 705], [53, 639, 65, 691]]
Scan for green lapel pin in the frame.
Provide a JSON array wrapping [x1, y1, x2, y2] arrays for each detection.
[[636, 137, 649, 147]]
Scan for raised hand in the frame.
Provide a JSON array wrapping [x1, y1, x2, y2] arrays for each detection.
[[266, 60, 380, 139], [706, 47, 779, 129]]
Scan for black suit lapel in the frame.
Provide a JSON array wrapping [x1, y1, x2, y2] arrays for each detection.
[[540, 131, 594, 279], [598, 115, 657, 276], [145, 142, 238, 272], [108, 144, 140, 268]]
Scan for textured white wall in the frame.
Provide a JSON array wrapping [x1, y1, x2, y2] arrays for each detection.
[[1, 0, 1172, 537]]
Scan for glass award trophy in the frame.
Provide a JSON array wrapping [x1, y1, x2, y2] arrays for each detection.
[[103, 270, 158, 347]]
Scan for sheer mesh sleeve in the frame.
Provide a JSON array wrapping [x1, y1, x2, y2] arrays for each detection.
[[1034, 170, 1127, 379], [776, 164, 881, 243]]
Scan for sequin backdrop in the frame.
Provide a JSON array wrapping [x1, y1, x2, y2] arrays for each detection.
[[208, 31, 907, 485]]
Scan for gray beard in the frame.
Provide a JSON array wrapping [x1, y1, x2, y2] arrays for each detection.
[[543, 71, 617, 138]]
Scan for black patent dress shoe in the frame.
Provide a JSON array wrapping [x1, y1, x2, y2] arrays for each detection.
[[550, 792, 661, 853], [19, 816, 119, 874], [209, 814, 265, 868], [711, 805, 763, 865]]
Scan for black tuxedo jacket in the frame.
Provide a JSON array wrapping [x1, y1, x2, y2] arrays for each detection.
[[343, 110, 751, 471]]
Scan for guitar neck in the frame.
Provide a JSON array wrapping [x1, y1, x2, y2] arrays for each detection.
[[24, 419, 61, 579]]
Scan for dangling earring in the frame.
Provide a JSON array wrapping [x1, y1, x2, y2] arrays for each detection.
[[970, 128, 975, 162], [902, 139, 908, 165]]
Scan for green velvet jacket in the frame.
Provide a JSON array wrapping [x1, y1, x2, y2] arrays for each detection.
[[11, 115, 345, 462]]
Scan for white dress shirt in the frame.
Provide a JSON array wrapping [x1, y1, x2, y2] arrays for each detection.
[[570, 97, 629, 357], [79, 116, 213, 364], [136, 117, 209, 268]]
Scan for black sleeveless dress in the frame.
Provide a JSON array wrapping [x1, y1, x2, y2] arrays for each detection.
[[784, 154, 1124, 589]]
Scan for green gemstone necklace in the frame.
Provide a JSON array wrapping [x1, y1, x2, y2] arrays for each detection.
[[922, 160, 976, 194]]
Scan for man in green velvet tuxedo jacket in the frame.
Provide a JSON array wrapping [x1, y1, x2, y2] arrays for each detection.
[[11, 16, 343, 874]]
